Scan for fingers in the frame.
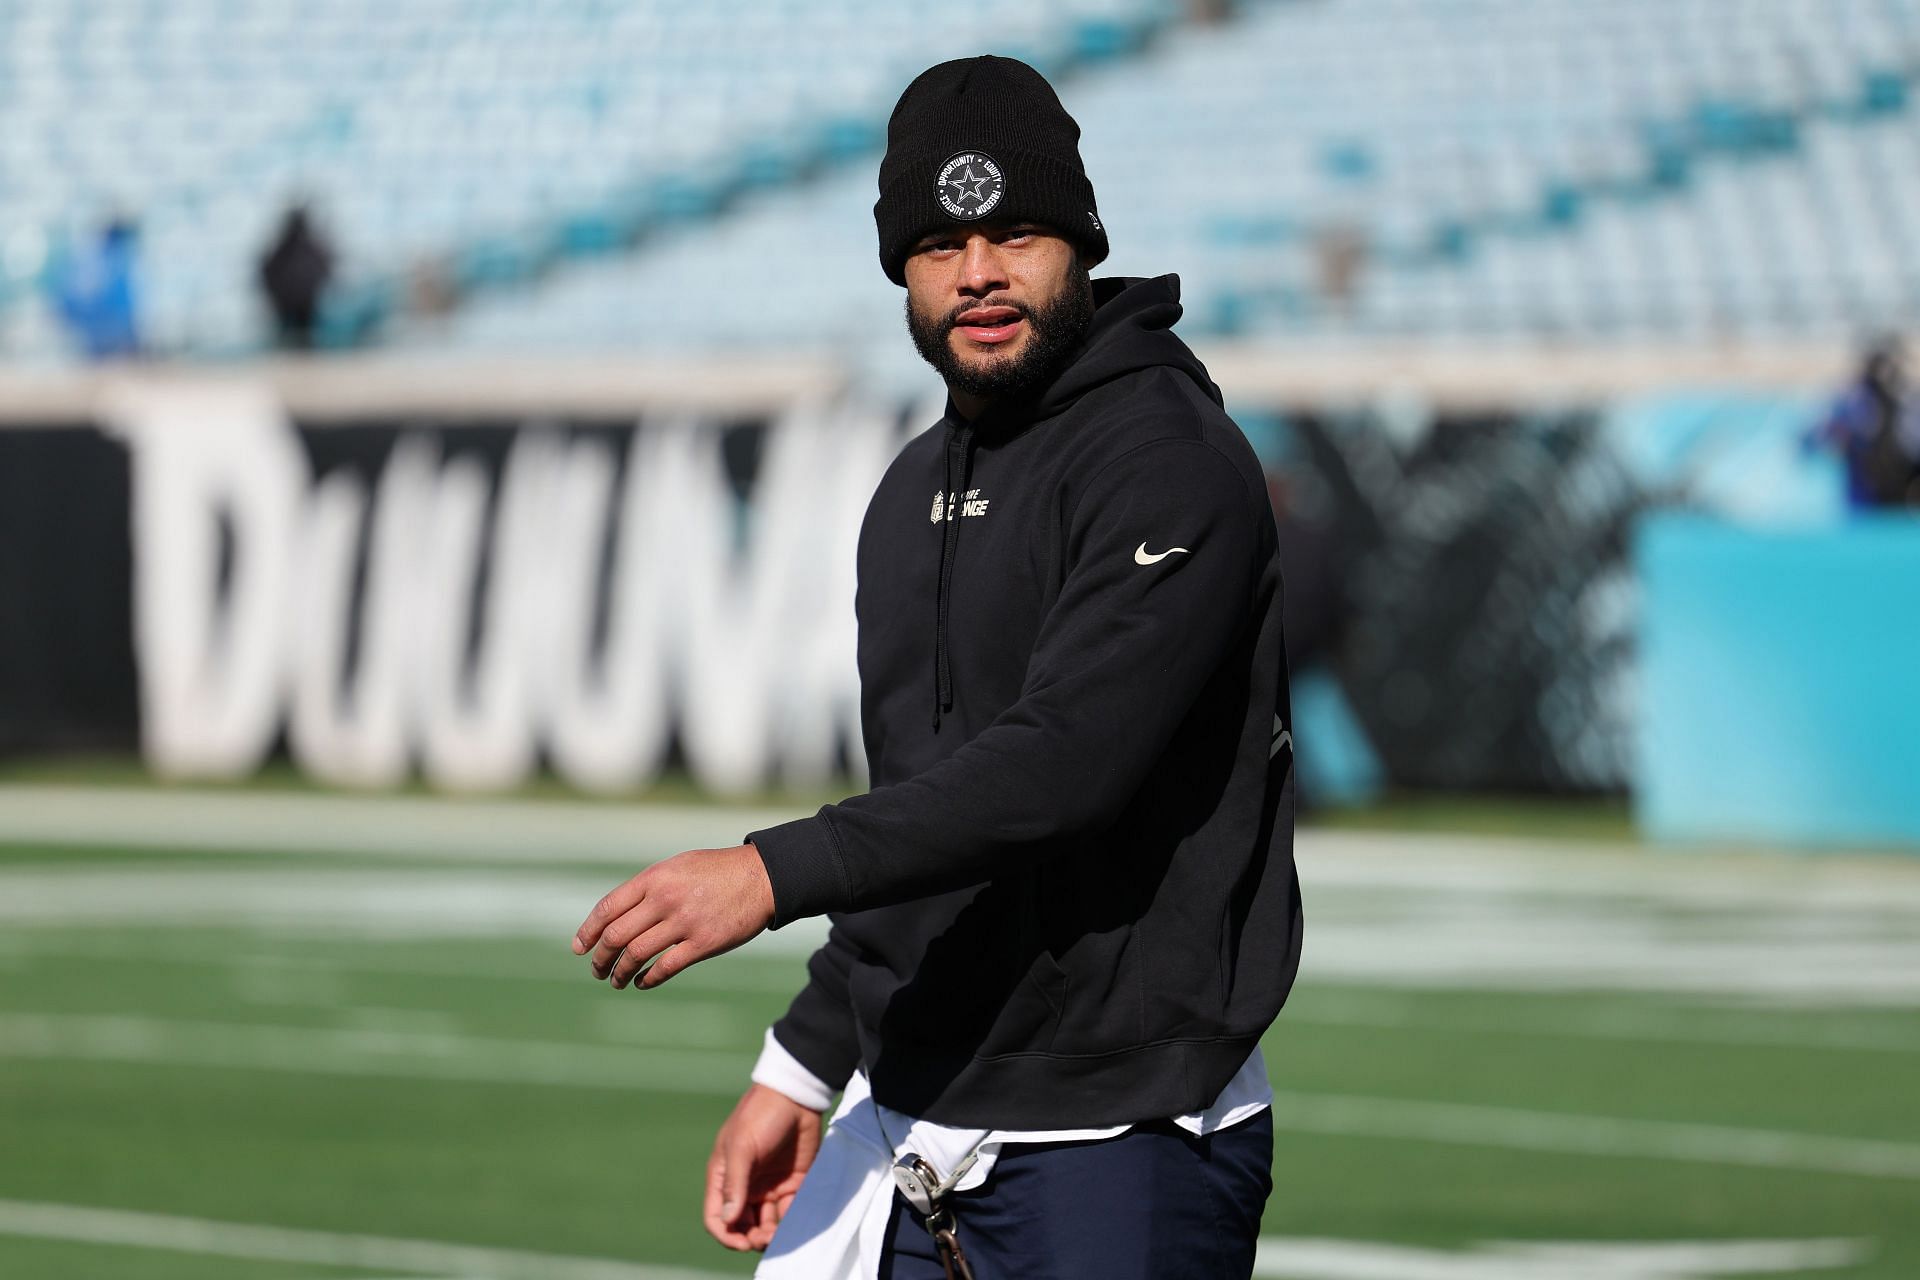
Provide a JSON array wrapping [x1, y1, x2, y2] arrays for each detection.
[[701, 1134, 732, 1234], [719, 1126, 755, 1229], [588, 899, 668, 979], [571, 875, 647, 955], [746, 1196, 783, 1250], [744, 1180, 798, 1249], [607, 923, 683, 990], [635, 936, 703, 990], [702, 1141, 745, 1249], [703, 1194, 754, 1249], [702, 1130, 757, 1251], [711, 1174, 796, 1252]]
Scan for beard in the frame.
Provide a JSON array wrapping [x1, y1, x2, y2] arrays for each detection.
[[906, 261, 1095, 403]]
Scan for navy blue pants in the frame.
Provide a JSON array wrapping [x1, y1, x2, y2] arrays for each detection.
[[878, 1110, 1273, 1280]]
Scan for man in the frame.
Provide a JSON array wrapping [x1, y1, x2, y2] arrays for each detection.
[[258, 204, 334, 350], [1805, 340, 1920, 509], [572, 56, 1300, 1277], [50, 217, 141, 359]]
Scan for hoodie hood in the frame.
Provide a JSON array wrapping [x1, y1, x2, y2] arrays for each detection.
[[952, 273, 1222, 438], [929, 273, 1219, 730]]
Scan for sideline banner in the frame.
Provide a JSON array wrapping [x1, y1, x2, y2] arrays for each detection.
[[4, 383, 906, 795], [0, 378, 1832, 796]]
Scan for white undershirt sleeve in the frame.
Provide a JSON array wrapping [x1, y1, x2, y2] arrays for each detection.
[[750, 1026, 840, 1112]]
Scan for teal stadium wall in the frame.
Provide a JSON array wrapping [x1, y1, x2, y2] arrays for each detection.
[[1636, 512, 1920, 848]]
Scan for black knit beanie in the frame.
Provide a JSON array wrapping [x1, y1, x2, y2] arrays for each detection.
[[874, 55, 1108, 286]]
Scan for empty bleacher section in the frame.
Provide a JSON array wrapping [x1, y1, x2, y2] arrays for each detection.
[[1152, 0, 1920, 340], [1, 0, 1915, 364], [404, 0, 1920, 366], [0, 0, 1175, 361]]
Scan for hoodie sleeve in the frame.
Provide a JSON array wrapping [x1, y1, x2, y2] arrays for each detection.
[[756, 918, 863, 1096], [749, 436, 1266, 924]]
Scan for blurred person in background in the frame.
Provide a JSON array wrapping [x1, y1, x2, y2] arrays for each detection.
[[571, 55, 1298, 1280], [259, 204, 335, 349], [47, 216, 141, 359], [1312, 222, 1367, 317], [1805, 338, 1920, 509]]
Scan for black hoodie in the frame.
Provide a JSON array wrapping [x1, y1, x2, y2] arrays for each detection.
[[747, 275, 1300, 1129]]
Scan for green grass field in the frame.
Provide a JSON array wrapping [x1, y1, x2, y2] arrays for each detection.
[[1, 784, 1916, 1279]]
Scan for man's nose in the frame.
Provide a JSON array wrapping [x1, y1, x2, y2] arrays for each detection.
[[957, 235, 1008, 295]]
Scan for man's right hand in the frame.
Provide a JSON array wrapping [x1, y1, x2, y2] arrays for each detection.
[[704, 1083, 825, 1251]]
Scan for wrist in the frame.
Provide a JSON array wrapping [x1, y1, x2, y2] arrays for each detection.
[[749, 1081, 822, 1114], [750, 1028, 835, 1112], [742, 841, 777, 931]]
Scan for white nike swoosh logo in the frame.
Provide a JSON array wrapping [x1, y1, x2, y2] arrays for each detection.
[[1134, 542, 1190, 565]]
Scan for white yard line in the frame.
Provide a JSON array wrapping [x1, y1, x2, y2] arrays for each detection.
[[0, 1198, 734, 1280], [0, 1013, 753, 1096], [5, 1012, 1917, 1182], [1267, 1090, 1920, 1181], [1280, 992, 1920, 1054], [1250, 1235, 1866, 1280], [0, 864, 833, 956], [0, 1197, 1864, 1280], [0, 784, 809, 862], [0, 936, 812, 993], [1298, 829, 1920, 908]]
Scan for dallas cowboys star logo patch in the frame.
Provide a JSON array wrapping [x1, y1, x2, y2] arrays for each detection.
[[936, 151, 1005, 221]]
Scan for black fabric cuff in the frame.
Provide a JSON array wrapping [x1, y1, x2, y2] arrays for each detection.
[[746, 811, 852, 928]]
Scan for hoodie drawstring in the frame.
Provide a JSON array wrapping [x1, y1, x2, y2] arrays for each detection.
[[933, 422, 975, 732]]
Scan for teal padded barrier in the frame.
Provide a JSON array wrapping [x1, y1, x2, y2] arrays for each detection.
[[1636, 512, 1920, 848]]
